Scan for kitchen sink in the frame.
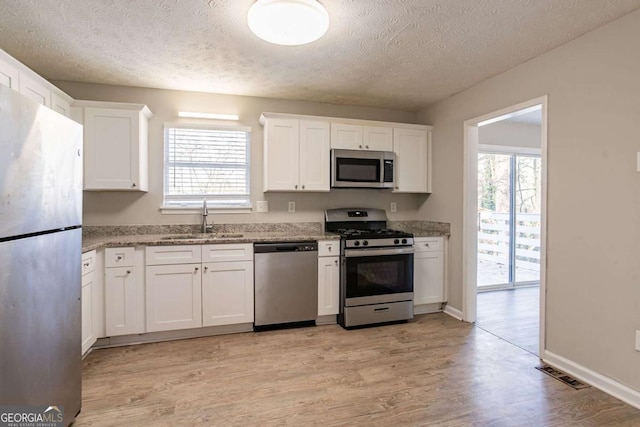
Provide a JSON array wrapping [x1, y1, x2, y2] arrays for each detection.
[[159, 233, 244, 240]]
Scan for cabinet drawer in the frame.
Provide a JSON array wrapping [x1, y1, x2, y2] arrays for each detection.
[[105, 247, 135, 267], [146, 245, 202, 265], [318, 240, 339, 257], [202, 243, 253, 263], [414, 237, 443, 252], [81, 250, 96, 275]]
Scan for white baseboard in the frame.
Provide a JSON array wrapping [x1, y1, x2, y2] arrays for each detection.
[[542, 350, 640, 410], [443, 304, 463, 321], [414, 303, 443, 315]]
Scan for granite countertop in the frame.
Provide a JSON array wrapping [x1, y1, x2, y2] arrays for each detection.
[[82, 231, 340, 253], [81, 221, 451, 253]]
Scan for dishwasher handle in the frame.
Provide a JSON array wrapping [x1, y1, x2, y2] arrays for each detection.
[[254, 241, 318, 253]]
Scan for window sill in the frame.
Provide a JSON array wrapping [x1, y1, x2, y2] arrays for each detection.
[[160, 206, 253, 215]]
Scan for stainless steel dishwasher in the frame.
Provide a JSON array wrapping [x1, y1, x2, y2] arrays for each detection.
[[254, 242, 318, 330]]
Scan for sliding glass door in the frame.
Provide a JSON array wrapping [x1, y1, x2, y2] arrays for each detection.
[[477, 151, 541, 289]]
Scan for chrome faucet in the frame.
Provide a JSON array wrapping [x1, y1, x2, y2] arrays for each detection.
[[201, 199, 213, 233]]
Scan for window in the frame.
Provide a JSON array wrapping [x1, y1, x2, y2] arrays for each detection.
[[164, 124, 250, 208]]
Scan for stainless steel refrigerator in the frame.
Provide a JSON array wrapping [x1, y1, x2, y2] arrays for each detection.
[[0, 86, 83, 426]]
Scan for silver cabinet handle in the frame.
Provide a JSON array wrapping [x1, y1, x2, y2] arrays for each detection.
[[327, 246, 332, 252], [83, 262, 90, 267], [359, 145, 362, 149], [294, 184, 298, 189], [365, 145, 369, 149], [204, 266, 208, 271], [302, 185, 305, 189], [116, 255, 123, 260], [132, 183, 136, 188], [126, 270, 131, 274], [334, 259, 338, 265], [195, 267, 199, 272]]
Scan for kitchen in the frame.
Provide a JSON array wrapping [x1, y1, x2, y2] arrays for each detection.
[[2, 1, 640, 425]]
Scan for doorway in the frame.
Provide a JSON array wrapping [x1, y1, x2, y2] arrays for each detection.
[[462, 97, 548, 357]]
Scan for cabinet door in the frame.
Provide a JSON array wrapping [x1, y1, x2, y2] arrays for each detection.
[[0, 59, 19, 89], [202, 261, 254, 327], [146, 264, 202, 332], [393, 128, 430, 193], [330, 123, 362, 150], [263, 118, 300, 191], [84, 107, 141, 191], [318, 256, 340, 316], [18, 74, 51, 107], [414, 251, 444, 305], [363, 126, 393, 151], [299, 120, 330, 192], [81, 272, 96, 355], [105, 266, 143, 336], [51, 92, 71, 117]]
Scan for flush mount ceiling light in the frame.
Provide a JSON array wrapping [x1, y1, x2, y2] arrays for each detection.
[[248, 0, 329, 46]]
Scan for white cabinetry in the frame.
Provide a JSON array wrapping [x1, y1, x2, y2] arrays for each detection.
[[331, 123, 393, 151], [145, 246, 202, 332], [76, 102, 152, 191], [413, 237, 445, 313], [81, 250, 97, 355], [202, 243, 254, 327], [261, 114, 330, 192], [51, 92, 71, 117], [393, 128, 431, 193], [317, 240, 340, 318], [0, 58, 19, 89], [105, 247, 145, 336], [18, 73, 51, 107]]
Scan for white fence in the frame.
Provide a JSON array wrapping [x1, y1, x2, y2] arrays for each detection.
[[477, 211, 541, 271]]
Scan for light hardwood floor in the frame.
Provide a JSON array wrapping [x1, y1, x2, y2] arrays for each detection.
[[477, 286, 540, 355], [75, 313, 640, 426]]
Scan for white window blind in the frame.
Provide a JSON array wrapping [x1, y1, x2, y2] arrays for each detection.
[[164, 125, 250, 208]]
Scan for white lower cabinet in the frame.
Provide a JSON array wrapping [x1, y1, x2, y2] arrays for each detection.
[[202, 260, 254, 326], [81, 250, 97, 355], [146, 263, 202, 332], [413, 237, 445, 307], [317, 240, 340, 317], [105, 247, 145, 336]]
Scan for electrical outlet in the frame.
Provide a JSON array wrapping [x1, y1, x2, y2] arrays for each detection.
[[635, 330, 640, 352], [288, 201, 296, 213], [256, 201, 268, 213], [390, 202, 397, 213]]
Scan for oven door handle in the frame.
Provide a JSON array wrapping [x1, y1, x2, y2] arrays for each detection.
[[344, 247, 415, 258]]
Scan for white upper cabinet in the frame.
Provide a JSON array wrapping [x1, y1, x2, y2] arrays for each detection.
[[0, 49, 74, 117], [78, 102, 152, 192], [262, 114, 330, 192], [18, 73, 51, 107], [299, 120, 330, 191], [0, 58, 19, 89], [331, 123, 393, 151], [393, 128, 431, 193]]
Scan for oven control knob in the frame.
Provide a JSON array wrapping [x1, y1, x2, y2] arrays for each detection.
[[354, 241, 360, 246], [401, 238, 407, 244], [363, 241, 369, 246], [394, 239, 399, 244]]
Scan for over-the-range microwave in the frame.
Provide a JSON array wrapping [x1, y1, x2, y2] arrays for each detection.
[[331, 149, 395, 189]]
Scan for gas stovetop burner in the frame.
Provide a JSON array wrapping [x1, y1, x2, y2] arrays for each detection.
[[335, 228, 413, 240]]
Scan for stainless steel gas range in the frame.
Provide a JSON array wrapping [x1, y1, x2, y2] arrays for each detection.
[[325, 208, 414, 328]]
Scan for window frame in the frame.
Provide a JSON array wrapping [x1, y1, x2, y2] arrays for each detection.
[[162, 122, 252, 212]]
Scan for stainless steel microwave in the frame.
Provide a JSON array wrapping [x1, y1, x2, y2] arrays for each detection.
[[331, 149, 395, 189]]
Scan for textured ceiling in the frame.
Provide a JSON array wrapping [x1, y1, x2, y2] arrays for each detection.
[[1, 0, 640, 111]]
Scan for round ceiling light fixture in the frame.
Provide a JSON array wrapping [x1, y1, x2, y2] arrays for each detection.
[[248, 0, 329, 46]]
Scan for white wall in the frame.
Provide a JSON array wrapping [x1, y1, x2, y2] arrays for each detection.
[[52, 82, 423, 226], [417, 9, 640, 392]]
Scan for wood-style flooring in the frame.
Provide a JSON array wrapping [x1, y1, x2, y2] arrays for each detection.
[[477, 286, 540, 355], [75, 313, 640, 426]]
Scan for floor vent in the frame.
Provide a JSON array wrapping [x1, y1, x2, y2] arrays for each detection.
[[535, 364, 590, 389]]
